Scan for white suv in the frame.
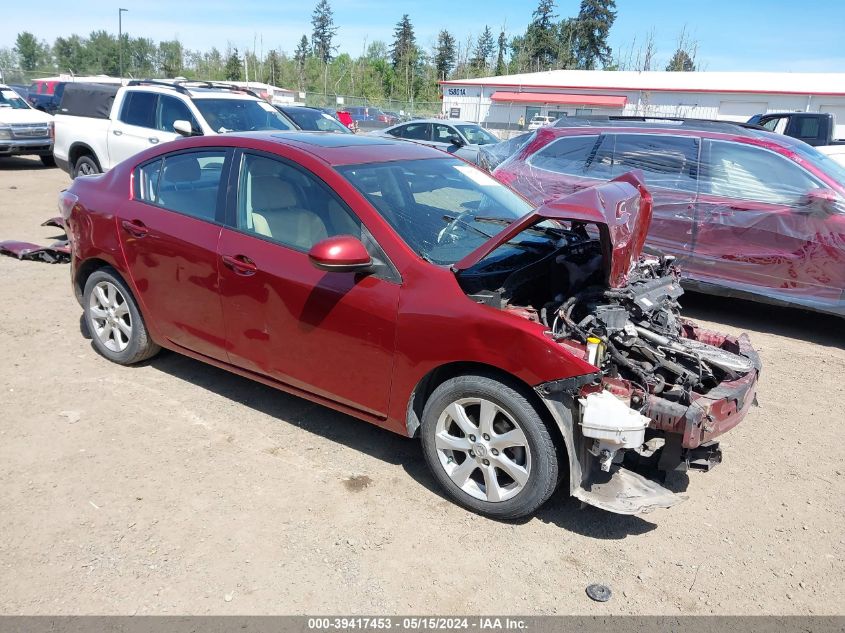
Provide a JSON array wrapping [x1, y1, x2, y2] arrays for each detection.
[[0, 84, 55, 166], [527, 115, 555, 131], [54, 80, 295, 178]]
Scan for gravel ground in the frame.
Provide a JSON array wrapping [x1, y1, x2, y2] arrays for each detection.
[[0, 156, 843, 615]]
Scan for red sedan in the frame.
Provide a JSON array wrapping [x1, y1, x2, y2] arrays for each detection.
[[60, 132, 760, 518]]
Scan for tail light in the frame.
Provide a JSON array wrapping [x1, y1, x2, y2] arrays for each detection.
[[58, 191, 78, 220], [378, 114, 389, 123]]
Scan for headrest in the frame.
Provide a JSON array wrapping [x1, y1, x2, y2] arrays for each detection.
[[251, 177, 300, 211], [163, 157, 201, 183], [249, 158, 285, 177]]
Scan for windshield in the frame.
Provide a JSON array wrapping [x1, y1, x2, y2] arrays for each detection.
[[282, 108, 350, 133], [193, 98, 294, 133], [337, 157, 548, 265], [0, 89, 29, 110], [455, 124, 499, 145]]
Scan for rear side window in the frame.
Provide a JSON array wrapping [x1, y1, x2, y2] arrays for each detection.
[[794, 117, 820, 140], [393, 123, 430, 140], [133, 150, 227, 221], [701, 140, 821, 205], [608, 134, 699, 192], [528, 134, 600, 176], [120, 92, 157, 128]]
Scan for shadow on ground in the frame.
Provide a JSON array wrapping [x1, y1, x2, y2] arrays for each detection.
[[0, 157, 55, 172], [681, 291, 843, 348], [146, 350, 656, 539]]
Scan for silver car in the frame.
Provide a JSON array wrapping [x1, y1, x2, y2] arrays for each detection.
[[371, 118, 500, 164]]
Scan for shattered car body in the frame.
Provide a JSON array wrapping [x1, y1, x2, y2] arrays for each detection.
[[454, 173, 761, 513]]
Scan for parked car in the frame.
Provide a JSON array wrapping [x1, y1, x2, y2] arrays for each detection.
[[528, 115, 555, 130], [53, 80, 295, 178], [0, 84, 55, 166], [345, 106, 397, 129], [274, 105, 352, 133], [372, 118, 500, 165], [27, 81, 67, 114], [493, 117, 845, 316], [60, 131, 760, 518], [748, 111, 845, 166]]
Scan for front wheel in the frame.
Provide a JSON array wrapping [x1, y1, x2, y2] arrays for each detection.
[[83, 268, 160, 365], [420, 374, 561, 519]]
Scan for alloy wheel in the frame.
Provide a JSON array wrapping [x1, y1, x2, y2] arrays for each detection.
[[88, 281, 132, 353], [434, 397, 532, 502]]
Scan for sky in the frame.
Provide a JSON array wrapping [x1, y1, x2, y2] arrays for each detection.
[[3, 0, 845, 73]]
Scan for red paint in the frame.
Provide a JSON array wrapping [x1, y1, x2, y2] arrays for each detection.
[[490, 91, 627, 106], [308, 235, 371, 270], [64, 133, 598, 436]]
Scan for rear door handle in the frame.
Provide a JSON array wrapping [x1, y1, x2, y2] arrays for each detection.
[[148, 137, 159, 144], [222, 254, 258, 275], [121, 219, 149, 238]]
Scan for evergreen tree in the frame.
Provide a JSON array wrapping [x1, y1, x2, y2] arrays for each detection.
[[573, 0, 616, 69], [495, 29, 507, 76], [225, 48, 242, 81], [556, 18, 578, 69], [470, 26, 495, 73], [389, 14, 418, 100], [310, 0, 338, 64], [666, 49, 695, 72], [434, 30, 456, 81], [526, 0, 558, 70]]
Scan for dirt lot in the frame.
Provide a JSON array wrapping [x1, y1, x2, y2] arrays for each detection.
[[0, 155, 843, 616]]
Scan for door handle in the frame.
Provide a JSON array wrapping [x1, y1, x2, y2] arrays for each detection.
[[148, 137, 159, 144], [112, 129, 123, 136], [222, 254, 258, 275], [121, 219, 149, 238]]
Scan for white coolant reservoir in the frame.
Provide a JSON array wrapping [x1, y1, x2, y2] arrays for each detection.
[[579, 391, 650, 471]]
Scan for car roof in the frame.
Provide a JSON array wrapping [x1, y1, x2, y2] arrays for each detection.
[[390, 118, 479, 126], [227, 131, 449, 165]]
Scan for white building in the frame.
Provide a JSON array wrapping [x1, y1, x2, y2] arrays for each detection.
[[440, 70, 845, 136]]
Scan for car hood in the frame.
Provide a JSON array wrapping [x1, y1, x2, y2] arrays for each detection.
[[453, 171, 653, 288], [0, 105, 52, 124]]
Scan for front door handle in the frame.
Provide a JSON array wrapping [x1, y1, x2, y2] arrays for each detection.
[[222, 254, 258, 275], [112, 129, 123, 136], [148, 137, 159, 144], [121, 219, 149, 238]]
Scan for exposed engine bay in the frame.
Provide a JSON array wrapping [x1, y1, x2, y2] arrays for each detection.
[[459, 219, 761, 510]]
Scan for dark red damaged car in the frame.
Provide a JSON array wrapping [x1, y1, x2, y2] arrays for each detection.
[[60, 132, 760, 519], [492, 120, 845, 317]]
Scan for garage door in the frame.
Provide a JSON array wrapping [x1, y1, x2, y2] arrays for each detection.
[[718, 101, 768, 122], [819, 104, 845, 139]]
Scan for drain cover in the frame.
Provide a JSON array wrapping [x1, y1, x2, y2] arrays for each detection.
[[586, 583, 612, 602]]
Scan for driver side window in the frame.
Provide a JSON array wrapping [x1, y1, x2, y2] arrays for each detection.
[[433, 123, 458, 143], [156, 95, 199, 134]]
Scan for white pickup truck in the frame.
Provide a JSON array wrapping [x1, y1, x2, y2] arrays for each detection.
[[54, 80, 296, 178], [0, 84, 55, 166]]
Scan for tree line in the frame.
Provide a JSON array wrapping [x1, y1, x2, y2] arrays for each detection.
[[1, 0, 699, 108]]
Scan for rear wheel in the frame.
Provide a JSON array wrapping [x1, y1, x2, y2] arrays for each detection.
[[73, 155, 100, 178], [40, 154, 56, 167], [83, 268, 159, 365], [420, 374, 561, 519]]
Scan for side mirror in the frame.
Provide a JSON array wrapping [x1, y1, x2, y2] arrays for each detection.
[[449, 133, 465, 147], [308, 235, 372, 273], [173, 120, 197, 137]]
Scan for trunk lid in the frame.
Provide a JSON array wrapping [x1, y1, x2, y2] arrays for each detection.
[[453, 172, 653, 288]]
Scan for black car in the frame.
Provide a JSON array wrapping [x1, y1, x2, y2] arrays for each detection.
[[274, 105, 351, 134]]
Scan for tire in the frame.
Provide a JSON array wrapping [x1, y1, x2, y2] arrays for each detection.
[[73, 155, 100, 178], [420, 374, 561, 519], [40, 154, 56, 167], [82, 267, 160, 365]]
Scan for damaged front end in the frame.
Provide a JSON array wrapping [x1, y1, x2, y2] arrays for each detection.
[[456, 173, 761, 515]]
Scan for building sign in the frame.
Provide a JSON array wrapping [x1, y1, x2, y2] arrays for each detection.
[[446, 87, 467, 97], [449, 107, 461, 119]]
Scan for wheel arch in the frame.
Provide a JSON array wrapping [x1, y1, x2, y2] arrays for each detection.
[[404, 361, 568, 459], [68, 142, 103, 172]]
